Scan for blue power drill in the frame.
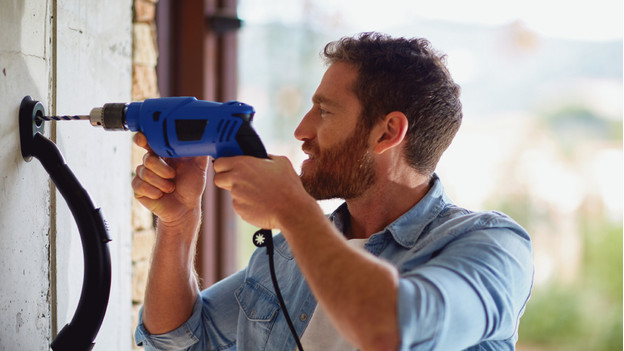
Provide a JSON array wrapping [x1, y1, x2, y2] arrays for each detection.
[[40, 96, 268, 159]]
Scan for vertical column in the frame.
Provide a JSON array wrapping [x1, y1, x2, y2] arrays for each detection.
[[131, 0, 160, 349]]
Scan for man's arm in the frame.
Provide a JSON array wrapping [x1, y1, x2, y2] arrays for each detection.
[[132, 133, 209, 334]]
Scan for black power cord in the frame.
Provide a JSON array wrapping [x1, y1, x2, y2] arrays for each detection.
[[253, 229, 304, 351]]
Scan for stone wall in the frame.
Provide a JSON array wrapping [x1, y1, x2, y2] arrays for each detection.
[[131, 0, 159, 348]]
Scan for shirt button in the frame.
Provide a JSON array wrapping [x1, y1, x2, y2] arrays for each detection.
[[300, 313, 308, 321]]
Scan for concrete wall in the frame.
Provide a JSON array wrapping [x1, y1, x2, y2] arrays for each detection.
[[0, 1, 54, 349], [0, 0, 133, 350]]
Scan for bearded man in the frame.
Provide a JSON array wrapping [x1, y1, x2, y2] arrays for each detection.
[[133, 32, 533, 351]]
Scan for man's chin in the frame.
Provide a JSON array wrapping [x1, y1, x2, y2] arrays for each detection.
[[299, 159, 318, 182], [300, 174, 325, 200]]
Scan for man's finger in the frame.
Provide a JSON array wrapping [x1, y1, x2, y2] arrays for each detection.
[[132, 173, 165, 200], [136, 165, 176, 193], [213, 171, 233, 191], [143, 152, 176, 179], [133, 132, 154, 153], [212, 156, 236, 174]]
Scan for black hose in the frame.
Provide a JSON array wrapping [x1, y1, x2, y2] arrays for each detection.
[[30, 133, 112, 351]]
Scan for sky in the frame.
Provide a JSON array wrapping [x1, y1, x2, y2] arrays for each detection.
[[240, 0, 623, 42]]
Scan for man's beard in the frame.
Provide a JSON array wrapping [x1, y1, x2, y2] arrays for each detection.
[[300, 122, 376, 200]]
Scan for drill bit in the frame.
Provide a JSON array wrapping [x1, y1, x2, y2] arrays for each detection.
[[37, 114, 90, 122]]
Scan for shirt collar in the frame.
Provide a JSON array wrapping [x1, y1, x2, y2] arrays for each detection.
[[329, 174, 450, 249]]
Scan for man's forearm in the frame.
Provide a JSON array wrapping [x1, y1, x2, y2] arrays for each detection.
[[142, 211, 201, 335], [279, 203, 400, 351]]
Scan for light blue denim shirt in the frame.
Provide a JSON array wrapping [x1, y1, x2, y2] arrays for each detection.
[[136, 175, 533, 350]]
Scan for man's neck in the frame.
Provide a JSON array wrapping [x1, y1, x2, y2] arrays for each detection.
[[344, 171, 431, 239]]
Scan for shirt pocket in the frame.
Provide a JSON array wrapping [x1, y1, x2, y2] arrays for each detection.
[[235, 279, 280, 322], [235, 279, 281, 351]]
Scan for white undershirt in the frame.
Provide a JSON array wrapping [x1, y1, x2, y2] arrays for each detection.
[[299, 238, 368, 351]]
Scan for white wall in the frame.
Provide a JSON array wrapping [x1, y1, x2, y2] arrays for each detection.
[[55, 1, 133, 349], [0, 0, 133, 350]]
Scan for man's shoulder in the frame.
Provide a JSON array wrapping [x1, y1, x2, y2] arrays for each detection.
[[438, 205, 528, 233], [421, 204, 532, 250]]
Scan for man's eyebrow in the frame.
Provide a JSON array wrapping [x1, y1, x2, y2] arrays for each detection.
[[312, 94, 340, 107]]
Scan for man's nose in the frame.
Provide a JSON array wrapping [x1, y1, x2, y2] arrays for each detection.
[[294, 109, 314, 141]]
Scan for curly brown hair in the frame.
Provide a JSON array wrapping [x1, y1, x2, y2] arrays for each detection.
[[322, 32, 463, 176]]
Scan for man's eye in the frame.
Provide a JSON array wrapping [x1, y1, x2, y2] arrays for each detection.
[[320, 108, 329, 115]]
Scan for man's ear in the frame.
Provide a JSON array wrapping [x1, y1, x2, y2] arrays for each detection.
[[372, 111, 408, 154]]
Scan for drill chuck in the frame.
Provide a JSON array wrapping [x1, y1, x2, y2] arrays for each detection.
[[89, 103, 128, 130]]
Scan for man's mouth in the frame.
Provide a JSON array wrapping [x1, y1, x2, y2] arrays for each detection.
[[301, 153, 315, 168], [301, 147, 317, 170], [301, 141, 318, 160], [303, 151, 315, 160]]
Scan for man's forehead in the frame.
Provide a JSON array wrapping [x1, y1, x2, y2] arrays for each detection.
[[312, 63, 359, 105]]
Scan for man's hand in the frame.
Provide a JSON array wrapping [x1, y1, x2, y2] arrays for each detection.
[[132, 132, 209, 227], [132, 132, 208, 334], [213, 155, 315, 230]]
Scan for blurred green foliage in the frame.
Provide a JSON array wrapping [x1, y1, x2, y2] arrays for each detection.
[[518, 216, 622, 351], [510, 105, 623, 350], [542, 105, 623, 157]]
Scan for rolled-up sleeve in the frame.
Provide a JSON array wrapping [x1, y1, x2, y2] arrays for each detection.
[[135, 295, 203, 350], [135, 269, 246, 351], [396, 226, 533, 350]]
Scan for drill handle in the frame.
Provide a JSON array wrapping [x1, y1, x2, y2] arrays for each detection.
[[235, 121, 269, 159]]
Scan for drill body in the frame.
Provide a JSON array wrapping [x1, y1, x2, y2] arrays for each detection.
[[86, 96, 267, 159]]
